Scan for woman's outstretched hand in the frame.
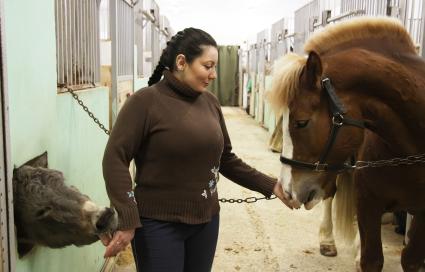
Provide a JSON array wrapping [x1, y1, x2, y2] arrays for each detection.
[[101, 229, 135, 258], [273, 181, 293, 209]]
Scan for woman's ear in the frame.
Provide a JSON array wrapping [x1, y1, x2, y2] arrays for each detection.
[[175, 54, 187, 71]]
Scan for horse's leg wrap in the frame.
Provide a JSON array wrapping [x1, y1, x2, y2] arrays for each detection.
[[319, 198, 337, 257]]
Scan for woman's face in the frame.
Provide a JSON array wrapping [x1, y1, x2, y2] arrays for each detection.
[[176, 45, 218, 92]]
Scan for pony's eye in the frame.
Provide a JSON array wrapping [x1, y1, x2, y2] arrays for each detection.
[[295, 120, 310, 128]]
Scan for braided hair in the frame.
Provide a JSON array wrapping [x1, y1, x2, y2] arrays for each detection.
[[148, 28, 217, 86]]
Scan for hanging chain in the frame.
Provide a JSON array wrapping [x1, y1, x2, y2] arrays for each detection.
[[219, 195, 277, 203], [68, 89, 110, 135], [355, 154, 425, 169], [69, 89, 277, 204]]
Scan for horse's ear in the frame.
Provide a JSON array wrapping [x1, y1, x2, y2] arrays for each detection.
[[21, 151, 48, 168], [305, 51, 323, 89]]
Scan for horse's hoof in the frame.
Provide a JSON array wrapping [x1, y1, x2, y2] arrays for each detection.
[[320, 244, 337, 257]]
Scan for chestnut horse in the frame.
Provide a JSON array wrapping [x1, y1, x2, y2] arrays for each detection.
[[269, 17, 425, 271]]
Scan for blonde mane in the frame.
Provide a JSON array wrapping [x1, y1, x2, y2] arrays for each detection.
[[268, 17, 416, 110], [304, 16, 416, 54], [268, 53, 306, 110]]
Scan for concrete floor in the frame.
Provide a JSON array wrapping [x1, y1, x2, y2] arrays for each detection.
[[112, 107, 406, 272]]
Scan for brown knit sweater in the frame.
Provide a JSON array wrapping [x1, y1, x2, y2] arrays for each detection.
[[102, 71, 277, 230]]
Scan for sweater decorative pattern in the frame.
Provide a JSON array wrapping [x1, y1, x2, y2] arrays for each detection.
[[127, 191, 136, 203], [209, 166, 219, 195]]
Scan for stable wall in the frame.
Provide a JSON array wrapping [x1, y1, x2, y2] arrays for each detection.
[[5, 0, 110, 271]]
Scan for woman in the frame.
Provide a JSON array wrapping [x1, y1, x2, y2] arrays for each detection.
[[102, 27, 290, 272]]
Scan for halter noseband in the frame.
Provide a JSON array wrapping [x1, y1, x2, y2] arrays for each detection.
[[279, 78, 366, 172]]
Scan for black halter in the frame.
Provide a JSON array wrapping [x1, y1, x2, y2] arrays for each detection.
[[279, 78, 367, 172]]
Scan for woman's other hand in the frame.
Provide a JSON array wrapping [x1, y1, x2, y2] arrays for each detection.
[[103, 229, 135, 258], [273, 181, 293, 209]]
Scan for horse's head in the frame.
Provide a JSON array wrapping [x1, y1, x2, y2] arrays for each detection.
[[269, 52, 364, 210], [13, 152, 118, 257]]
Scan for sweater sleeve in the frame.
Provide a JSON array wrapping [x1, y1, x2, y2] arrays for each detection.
[[102, 92, 150, 230], [215, 102, 277, 197]]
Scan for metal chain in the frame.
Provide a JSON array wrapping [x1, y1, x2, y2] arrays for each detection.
[[69, 89, 276, 204], [219, 195, 277, 203], [355, 153, 425, 169], [68, 89, 110, 135]]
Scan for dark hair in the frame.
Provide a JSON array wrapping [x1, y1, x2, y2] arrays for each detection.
[[148, 28, 217, 86]]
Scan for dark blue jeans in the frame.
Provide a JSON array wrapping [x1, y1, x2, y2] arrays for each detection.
[[131, 215, 219, 272]]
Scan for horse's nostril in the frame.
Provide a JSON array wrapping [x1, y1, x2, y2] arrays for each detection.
[[96, 209, 114, 231], [96, 221, 106, 231], [307, 190, 316, 203], [285, 190, 293, 200], [105, 207, 114, 215]]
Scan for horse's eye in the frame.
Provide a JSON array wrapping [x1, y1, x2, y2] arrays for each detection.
[[295, 120, 310, 128]]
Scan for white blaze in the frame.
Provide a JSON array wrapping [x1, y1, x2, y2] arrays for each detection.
[[280, 107, 323, 209], [280, 108, 294, 198], [83, 200, 102, 228]]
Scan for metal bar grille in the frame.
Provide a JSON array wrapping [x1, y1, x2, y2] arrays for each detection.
[[256, 30, 267, 74], [402, 0, 424, 47], [100, 0, 110, 40], [341, 0, 387, 15], [145, 19, 153, 75], [151, 1, 160, 71], [159, 15, 170, 52], [134, 1, 144, 77], [294, 0, 424, 54], [55, 0, 100, 90], [116, 0, 134, 78], [137, 0, 156, 77], [294, 0, 319, 53], [248, 45, 257, 74], [342, 0, 424, 50], [270, 18, 286, 62]]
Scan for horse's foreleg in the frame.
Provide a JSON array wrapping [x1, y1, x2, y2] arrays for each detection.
[[401, 211, 425, 272], [319, 197, 337, 257], [357, 196, 384, 272]]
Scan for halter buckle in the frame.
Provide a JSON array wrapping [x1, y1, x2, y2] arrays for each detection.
[[332, 114, 344, 126], [315, 162, 328, 172]]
